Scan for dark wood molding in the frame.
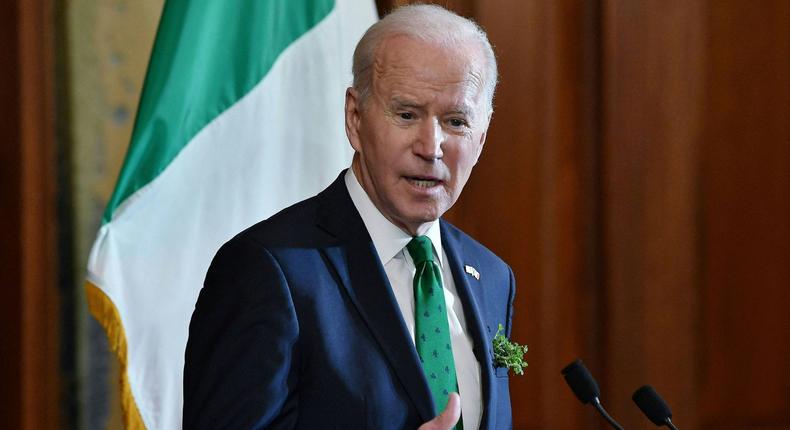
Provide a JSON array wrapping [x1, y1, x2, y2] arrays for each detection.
[[0, 0, 60, 428], [0, 0, 23, 424]]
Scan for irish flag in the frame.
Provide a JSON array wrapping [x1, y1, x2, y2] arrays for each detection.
[[86, 1, 377, 428]]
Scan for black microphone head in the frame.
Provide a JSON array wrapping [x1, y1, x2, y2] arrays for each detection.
[[632, 385, 673, 426], [561, 359, 601, 404]]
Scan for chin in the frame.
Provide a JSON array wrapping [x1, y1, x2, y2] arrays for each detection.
[[392, 199, 448, 225], [407, 208, 444, 225]]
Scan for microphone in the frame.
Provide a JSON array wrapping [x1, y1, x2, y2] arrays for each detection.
[[561, 359, 625, 430], [632, 385, 679, 430]]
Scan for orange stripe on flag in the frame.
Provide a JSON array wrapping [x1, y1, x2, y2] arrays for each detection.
[[86, 281, 147, 430]]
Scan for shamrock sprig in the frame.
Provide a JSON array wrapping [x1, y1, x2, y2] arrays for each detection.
[[492, 324, 528, 375]]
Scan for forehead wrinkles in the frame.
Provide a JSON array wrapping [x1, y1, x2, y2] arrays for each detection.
[[371, 50, 486, 109]]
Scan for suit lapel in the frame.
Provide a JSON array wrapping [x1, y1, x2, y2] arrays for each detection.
[[442, 222, 497, 430], [315, 174, 435, 423]]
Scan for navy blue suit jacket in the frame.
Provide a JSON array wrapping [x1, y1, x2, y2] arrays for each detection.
[[183, 172, 516, 429]]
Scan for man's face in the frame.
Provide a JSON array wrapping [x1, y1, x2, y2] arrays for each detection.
[[345, 35, 490, 235]]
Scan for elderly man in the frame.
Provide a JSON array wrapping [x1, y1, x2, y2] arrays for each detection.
[[184, 4, 515, 430]]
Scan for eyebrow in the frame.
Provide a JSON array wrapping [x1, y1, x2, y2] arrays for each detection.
[[447, 106, 474, 117], [390, 98, 475, 117], [390, 98, 424, 110]]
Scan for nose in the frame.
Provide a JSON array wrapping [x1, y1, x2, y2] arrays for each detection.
[[413, 118, 444, 160]]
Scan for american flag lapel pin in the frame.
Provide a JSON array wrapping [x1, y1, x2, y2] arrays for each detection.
[[464, 264, 480, 280]]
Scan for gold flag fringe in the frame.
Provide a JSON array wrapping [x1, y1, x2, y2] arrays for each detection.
[[86, 281, 147, 429]]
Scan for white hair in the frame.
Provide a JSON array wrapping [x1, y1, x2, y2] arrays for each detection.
[[352, 4, 498, 112]]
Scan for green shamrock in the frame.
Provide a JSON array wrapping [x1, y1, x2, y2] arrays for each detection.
[[492, 324, 528, 375]]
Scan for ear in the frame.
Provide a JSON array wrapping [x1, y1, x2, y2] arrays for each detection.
[[345, 87, 363, 152]]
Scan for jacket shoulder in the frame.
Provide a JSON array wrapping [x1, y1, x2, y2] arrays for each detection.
[[228, 193, 329, 251]]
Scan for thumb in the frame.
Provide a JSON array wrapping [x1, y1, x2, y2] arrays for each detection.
[[418, 393, 461, 430]]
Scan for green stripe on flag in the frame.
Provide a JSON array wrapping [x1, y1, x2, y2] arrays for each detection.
[[104, 0, 335, 223]]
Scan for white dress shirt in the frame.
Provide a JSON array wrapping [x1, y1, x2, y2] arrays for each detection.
[[344, 169, 482, 429]]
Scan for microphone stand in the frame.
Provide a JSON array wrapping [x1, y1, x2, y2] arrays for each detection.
[[591, 398, 625, 430]]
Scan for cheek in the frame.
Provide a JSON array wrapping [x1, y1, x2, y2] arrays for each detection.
[[448, 145, 480, 176], [359, 133, 389, 167], [374, 134, 413, 168]]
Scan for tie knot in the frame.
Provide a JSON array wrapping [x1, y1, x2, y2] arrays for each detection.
[[406, 236, 435, 264]]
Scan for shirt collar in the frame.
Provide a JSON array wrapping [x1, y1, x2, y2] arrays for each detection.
[[345, 168, 444, 267]]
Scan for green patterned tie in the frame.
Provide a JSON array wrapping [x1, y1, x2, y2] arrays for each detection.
[[407, 236, 462, 429]]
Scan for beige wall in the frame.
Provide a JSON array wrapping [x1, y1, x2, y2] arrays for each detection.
[[64, 1, 162, 428]]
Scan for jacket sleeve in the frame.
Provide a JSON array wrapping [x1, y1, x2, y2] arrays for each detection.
[[183, 236, 299, 430], [505, 265, 516, 338]]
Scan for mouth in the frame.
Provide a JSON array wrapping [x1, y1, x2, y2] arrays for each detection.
[[405, 175, 443, 189]]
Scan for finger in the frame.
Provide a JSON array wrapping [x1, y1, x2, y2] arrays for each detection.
[[418, 393, 461, 430], [438, 393, 461, 426]]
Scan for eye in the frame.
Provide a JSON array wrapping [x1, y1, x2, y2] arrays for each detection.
[[399, 112, 414, 120], [448, 118, 468, 128]]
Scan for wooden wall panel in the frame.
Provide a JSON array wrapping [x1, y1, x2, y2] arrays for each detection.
[[701, 2, 790, 429], [464, 1, 603, 428], [601, 0, 703, 428]]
